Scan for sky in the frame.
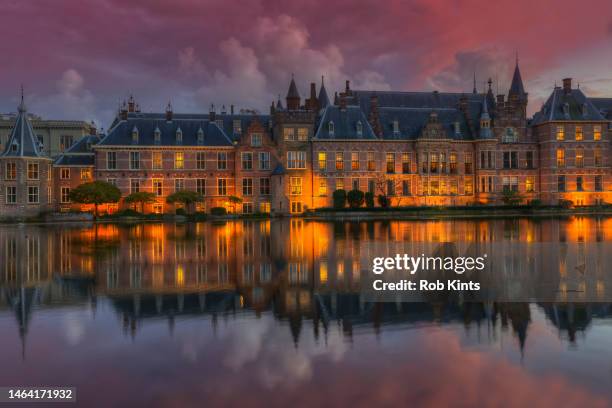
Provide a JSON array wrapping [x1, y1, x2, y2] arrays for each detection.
[[1, 0, 612, 128]]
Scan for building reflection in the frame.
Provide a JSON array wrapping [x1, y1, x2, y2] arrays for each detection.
[[1, 218, 611, 355]]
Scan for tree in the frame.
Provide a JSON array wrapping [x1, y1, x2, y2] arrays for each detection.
[[227, 195, 243, 214], [332, 189, 347, 209], [500, 189, 524, 206], [347, 189, 365, 208], [373, 174, 405, 207], [69, 181, 121, 220], [365, 191, 375, 208], [124, 191, 156, 213], [166, 190, 204, 214]]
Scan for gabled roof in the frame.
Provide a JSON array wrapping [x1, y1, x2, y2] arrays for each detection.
[[532, 87, 607, 124], [1, 95, 44, 158], [314, 106, 376, 140]]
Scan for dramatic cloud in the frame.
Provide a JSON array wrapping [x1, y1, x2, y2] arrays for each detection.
[[1, 0, 611, 124]]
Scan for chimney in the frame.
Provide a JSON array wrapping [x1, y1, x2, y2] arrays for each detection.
[[89, 121, 97, 135], [339, 96, 347, 110], [562, 78, 572, 94], [345, 80, 351, 95], [221, 104, 227, 115], [165, 101, 173, 122], [230, 104, 234, 115], [209, 104, 216, 122], [368, 95, 382, 137]]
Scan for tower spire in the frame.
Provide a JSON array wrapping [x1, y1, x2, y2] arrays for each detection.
[[473, 72, 477, 94]]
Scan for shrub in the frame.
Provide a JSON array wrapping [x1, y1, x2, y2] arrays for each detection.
[[529, 199, 542, 207], [175, 208, 187, 216], [365, 191, 375, 208], [210, 207, 227, 216], [333, 189, 347, 209], [500, 190, 524, 206], [377, 194, 390, 208], [559, 199, 573, 209], [114, 209, 142, 217], [347, 189, 365, 208]]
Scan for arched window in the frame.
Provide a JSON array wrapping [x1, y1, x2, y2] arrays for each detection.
[[176, 127, 183, 144]]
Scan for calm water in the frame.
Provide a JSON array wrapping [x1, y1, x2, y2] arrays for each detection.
[[1, 218, 612, 407]]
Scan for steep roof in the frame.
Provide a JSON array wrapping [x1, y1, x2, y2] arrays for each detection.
[[1, 94, 44, 158], [377, 107, 471, 140], [532, 87, 607, 124], [509, 62, 526, 98], [286, 77, 300, 99], [318, 77, 331, 109], [589, 98, 612, 121], [314, 106, 376, 139], [54, 134, 99, 166]]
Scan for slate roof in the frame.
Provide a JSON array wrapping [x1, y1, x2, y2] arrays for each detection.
[[589, 98, 612, 121], [286, 77, 300, 99], [314, 106, 376, 139], [54, 155, 96, 166], [271, 163, 285, 175], [532, 87, 607, 125], [377, 107, 471, 140], [509, 62, 526, 98], [0, 96, 44, 158], [54, 134, 100, 166], [318, 78, 330, 109]]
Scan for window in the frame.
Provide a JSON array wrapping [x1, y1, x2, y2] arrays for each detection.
[[242, 152, 253, 170], [594, 125, 602, 141], [242, 202, 253, 214], [335, 152, 344, 171], [130, 179, 140, 193], [464, 177, 473, 195], [61, 187, 71, 203], [259, 178, 270, 195], [152, 152, 163, 169], [290, 201, 303, 213], [60, 135, 74, 151], [336, 178, 344, 191], [503, 152, 518, 169], [174, 152, 184, 169], [5, 186, 16, 204], [526, 151, 534, 169], [153, 179, 163, 196], [107, 152, 117, 169], [428, 180, 438, 195], [217, 152, 227, 170], [217, 178, 227, 195], [154, 128, 161, 145], [5, 162, 16, 180], [429, 153, 438, 173], [60, 168, 70, 180], [575, 148, 584, 168], [449, 153, 457, 174], [131, 128, 139, 144], [368, 179, 375, 194], [318, 179, 327, 196], [402, 152, 411, 174], [329, 122, 335, 136], [318, 152, 327, 171], [502, 176, 519, 192], [352, 178, 359, 191], [197, 129, 204, 145], [556, 126, 565, 141], [196, 179, 205, 195], [351, 152, 359, 170], [595, 175, 603, 192], [233, 120, 242, 135], [440, 153, 447, 173], [107, 178, 116, 186], [525, 176, 535, 193], [251, 133, 262, 147], [283, 128, 295, 141], [367, 152, 376, 171], [575, 126, 583, 141], [393, 120, 400, 135], [402, 180, 411, 196], [356, 121, 363, 137], [464, 153, 473, 174], [27, 186, 39, 203], [259, 152, 270, 170], [27, 162, 39, 180], [174, 178, 184, 192], [387, 180, 395, 196], [556, 148, 565, 167], [260, 202, 271, 213], [386, 153, 395, 173], [196, 152, 206, 170], [503, 127, 518, 143], [287, 151, 306, 169], [80, 168, 92, 180], [480, 151, 495, 169], [558, 175, 566, 192], [242, 178, 253, 196], [297, 128, 308, 141], [595, 148, 602, 166], [290, 177, 302, 195], [129, 152, 140, 169], [576, 176, 584, 191]]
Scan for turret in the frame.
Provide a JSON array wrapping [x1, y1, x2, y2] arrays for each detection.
[[286, 75, 301, 110]]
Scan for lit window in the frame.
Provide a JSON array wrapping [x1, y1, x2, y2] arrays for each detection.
[[318, 152, 326, 171], [594, 125, 602, 141], [80, 168, 92, 180], [152, 152, 163, 169], [526, 176, 535, 192], [351, 152, 359, 170], [556, 148, 565, 167], [556, 126, 565, 141], [60, 168, 70, 180], [5, 162, 17, 180], [464, 177, 473, 195], [27, 162, 39, 180], [335, 152, 344, 171], [174, 152, 184, 169], [318, 179, 327, 196], [449, 152, 457, 173], [283, 128, 295, 141], [287, 151, 306, 169], [336, 178, 344, 191], [386, 152, 395, 173], [367, 152, 376, 171], [575, 148, 584, 168], [575, 126, 583, 141], [290, 177, 302, 195]]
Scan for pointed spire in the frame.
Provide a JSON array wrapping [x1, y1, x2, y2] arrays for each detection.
[[1, 90, 43, 157], [276, 94, 283, 110], [286, 74, 301, 110], [18, 84, 26, 112], [318, 75, 330, 109], [509, 55, 526, 99]]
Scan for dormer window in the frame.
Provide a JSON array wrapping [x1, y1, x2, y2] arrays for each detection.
[[131, 126, 139, 144], [197, 127, 204, 145], [154, 127, 161, 145], [562, 103, 570, 119], [582, 103, 588, 117], [454, 122, 462, 134], [328, 121, 334, 136], [176, 127, 183, 144], [392, 120, 399, 135], [356, 121, 363, 137], [503, 127, 518, 143], [233, 120, 242, 134], [86, 142, 92, 151], [11, 141, 18, 152]]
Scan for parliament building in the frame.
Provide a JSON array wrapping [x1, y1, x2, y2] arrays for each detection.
[[1, 60, 612, 217]]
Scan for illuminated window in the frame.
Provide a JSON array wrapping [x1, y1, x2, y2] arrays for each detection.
[[174, 152, 184, 169], [526, 176, 535, 192], [336, 178, 344, 191], [27, 162, 39, 180], [283, 128, 295, 141], [5, 162, 16, 180], [594, 125, 602, 141], [556, 125, 565, 141], [152, 151, 163, 169], [80, 168, 92, 180], [449, 180, 458, 195], [241, 152, 253, 170], [429, 153, 438, 173], [464, 177, 473, 195], [335, 152, 344, 171], [386, 152, 395, 173], [290, 177, 302, 195], [290, 201, 303, 213], [318, 152, 326, 170], [556, 148, 565, 167], [575, 126, 583, 141], [367, 152, 376, 171], [287, 151, 306, 169], [60, 168, 70, 180], [351, 152, 359, 170], [153, 179, 163, 196], [575, 148, 584, 168], [449, 153, 457, 173], [319, 262, 328, 284], [595, 148, 602, 166], [260, 202, 271, 213], [297, 128, 308, 141], [318, 179, 327, 196]]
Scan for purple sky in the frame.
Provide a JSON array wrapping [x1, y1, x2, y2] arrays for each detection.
[[2, 0, 612, 128]]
